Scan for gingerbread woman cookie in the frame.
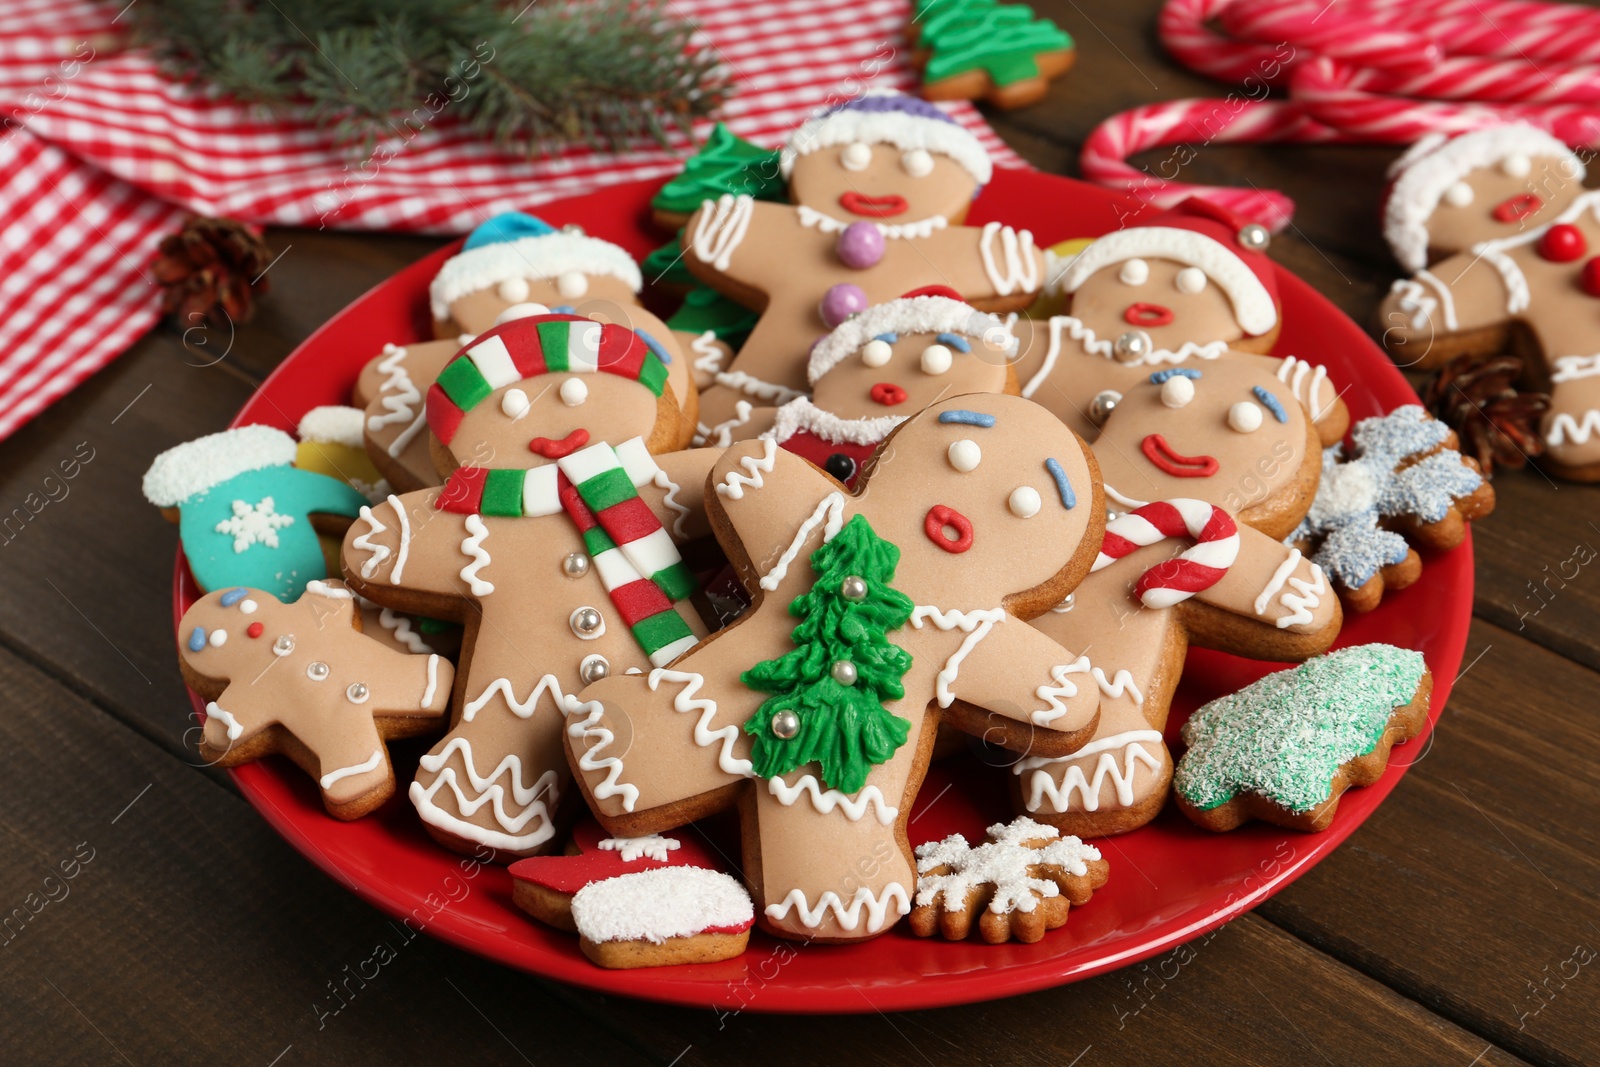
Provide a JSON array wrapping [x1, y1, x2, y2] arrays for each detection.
[[564, 394, 1106, 943], [343, 314, 716, 858], [681, 89, 1045, 445], [177, 581, 452, 819], [1383, 124, 1586, 273], [1379, 188, 1600, 479]]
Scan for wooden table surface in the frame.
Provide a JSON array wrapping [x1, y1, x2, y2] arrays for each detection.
[[4, 2, 1597, 1064]]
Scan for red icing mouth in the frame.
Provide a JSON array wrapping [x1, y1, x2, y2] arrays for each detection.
[[529, 429, 590, 458], [1141, 434, 1219, 478], [924, 505, 974, 553], [1124, 303, 1174, 327], [839, 192, 909, 218], [1493, 192, 1543, 223], [870, 382, 908, 406]]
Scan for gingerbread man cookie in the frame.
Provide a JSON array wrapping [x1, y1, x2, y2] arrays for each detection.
[[1383, 124, 1586, 273], [564, 394, 1106, 943], [1012, 198, 1349, 446], [343, 314, 716, 858], [177, 581, 452, 819], [681, 90, 1045, 445]]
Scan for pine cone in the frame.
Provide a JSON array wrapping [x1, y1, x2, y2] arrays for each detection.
[[152, 216, 272, 327], [1421, 353, 1549, 477]]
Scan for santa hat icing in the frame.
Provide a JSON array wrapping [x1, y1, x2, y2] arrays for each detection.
[[429, 212, 644, 321], [806, 295, 1017, 384], [1059, 198, 1279, 337], [142, 425, 297, 508], [780, 88, 993, 186], [1382, 123, 1585, 272]]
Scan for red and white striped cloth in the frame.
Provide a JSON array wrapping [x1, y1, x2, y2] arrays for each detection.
[[0, 0, 1022, 442]]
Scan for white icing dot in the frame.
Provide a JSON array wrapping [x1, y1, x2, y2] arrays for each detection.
[[947, 439, 981, 472], [560, 378, 589, 407], [208, 629, 228, 647], [1008, 486, 1042, 518], [1501, 153, 1531, 179], [1443, 181, 1474, 208], [1228, 400, 1263, 433], [502, 388, 531, 419], [238, 599, 258, 614], [902, 148, 934, 177], [861, 339, 892, 367], [497, 277, 530, 304], [921, 344, 953, 375], [1175, 266, 1207, 294], [495, 302, 550, 325], [1161, 375, 1195, 408], [557, 271, 589, 299], [1119, 258, 1149, 286], [841, 142, 872, 171]]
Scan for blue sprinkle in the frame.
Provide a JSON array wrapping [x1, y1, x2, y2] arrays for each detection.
[[938, 409, 996, 428], [219, 587, 248, 607], [1149, 368, 1203, 384], [637, 329, 672, 364], [1253, 385, 1289, 423], [551, 304, 577, 314], [1045, 458, 1076, 509], [872, 332, 899, 344], [935, 332, 971, 353], [188, 627, 207, 653]]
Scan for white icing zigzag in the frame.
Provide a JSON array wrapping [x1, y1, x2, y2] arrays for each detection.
[[1548, 409, 1600, 447], [1091, 667, 1145, 706], [1276, 356, 1332, 422], [696, 399, 755, 448], [367, 344, 420, 431], [321, 749, 382, 790], [690, 331, 725, 376], [563, 694, 641, 813], [378, 608, 429, 654], [715, 438, 778, 500], [1032, 657, 1092, 726], [908, 605, 1006, 709], [1277, 563, 1327, 629], [649, 668, 753, 778], [1016, 730, 1165, 812], [653, 469, 693, 541], [714, 370, 806, 405], [979, 222, 1039, 296], [795, 204, 947, 241], [411, 736, 560, 849], [1552, 355, 1600, 383], [352, 504, 389, 579], [1023, 317, 1228, 400], [765, 884, 910, 933], [463, 673, 569, 722], [459, 514, 494, 595], [761, 492, 845, 592], [767, 775, 898, 825], [691, 194, 754, 272]]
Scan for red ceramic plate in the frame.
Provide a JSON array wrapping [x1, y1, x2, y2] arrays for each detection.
[[173, 170, 1473, 1013]]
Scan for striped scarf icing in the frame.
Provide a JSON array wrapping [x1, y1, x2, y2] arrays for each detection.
[[437, 438, 698, 666]]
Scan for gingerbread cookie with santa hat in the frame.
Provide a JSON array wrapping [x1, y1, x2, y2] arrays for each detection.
[[1013, 198, 1347, 447], [681, 89, 1045, 447]]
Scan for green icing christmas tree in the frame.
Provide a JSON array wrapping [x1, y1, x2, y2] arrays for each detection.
[[742, 514, 915, 795], [666, 285, 760, 349], [914, 0, 1073, 87], [650, 123, 785, 216]]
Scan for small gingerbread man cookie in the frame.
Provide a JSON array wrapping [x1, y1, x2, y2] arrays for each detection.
[[177, 581, 452, 819]]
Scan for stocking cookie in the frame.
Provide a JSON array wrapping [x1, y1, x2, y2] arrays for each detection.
[[1174, 643, 1432, 833], [177, 581, 452, 819], [295, 406, 387, 501], [1379, 189, 1600, 480], [145, 426, 369, 602], [908, 816, 1106, 944], [570, 868, 754, 969], [564, 394, 1106, 943], [1383, 124, 1586, 273], [681, 90, 1045, 445], [343, 314, 715, 858], [909, 0, 1075, 110]]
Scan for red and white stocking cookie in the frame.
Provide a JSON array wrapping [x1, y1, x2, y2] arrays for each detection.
[[564, 394, 1106, 943], [177, 581, 452, 819], [681, 90, 1045, 445]]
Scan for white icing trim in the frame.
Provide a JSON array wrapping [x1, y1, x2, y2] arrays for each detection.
[[1277, 562, 1327, 629], [303, 579, 354, 599], [764, 883, 911, 933], [1033, 658, 1092, 726], [715, 438, 778, 500], [411, 736, 560, 845], [978, 222, 1039, 297], [353, 504, 389, 579], [1060, 228, 1278, 336], [1255, 550, 1301, 616], [1016, 730, 1165, 813], [429, 231, 643, 321], [142, 425, 297, 507], [465, 674, 568, 722], [806, 295, 1013, 383], [388, 493, 410, 583], [908, 605, 1006, 709], [378, 608, 430, 654], [205, 701, 243, 741], [367, 344, 420, 433], [653, 469, 692, 540], [766, 398, 905, 449], [421, 653, 442, 706], [1389, 278, 1436, 332], [1027, 317, 1228, 383], [714, 370, 806, 405], [1551, 355, 1600, 383], [761, 492, 845, 592], [320, 748, 383, 790], [690, 331, 725, 376], [459, 514, 494, 595], [649, 668, 753, 778], [767, 775, 899, 824], [1473, 244, 1531, 314], [1276, 356, 1332, 422], [781, 90, 992, 184], [1092, 667, 1144, 705], [598, 834, 679, 863], [1103, 484, 1150, 512], [795, 204, 949, 241], [297, 405, 365, 448], [388, 410, 428, 460], [562, 694, 641, 813], [1415, 270, 1457, 331], [695, 400, 756, 448], [1547, 410, 1600, 447], [690, 194, 754, 272]]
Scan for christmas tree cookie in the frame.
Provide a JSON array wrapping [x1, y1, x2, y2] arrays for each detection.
[[909, 0, 1075, 110], [1174, 643, 1432, 833], [650, 123, 784, 230]]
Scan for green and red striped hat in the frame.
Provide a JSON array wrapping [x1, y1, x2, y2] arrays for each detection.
[[426, 314, 669, 445]]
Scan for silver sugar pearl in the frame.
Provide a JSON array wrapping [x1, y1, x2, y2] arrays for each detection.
[[571, 606, 604, 637], [306, 661, 330, 681], [562, 552, 590, 579], [839, 575, 868, 602], [346, 682, 370, 704], [831, 660, 859, 686], [1089, 389, 1121, 426], [1237, 223, 1270, 251], [272, 634, 296, 657], [580, 654, 610, 684], [1112, 330, 1152, 363], [561, 223, 586, 235], [771, 709, 800, 739]]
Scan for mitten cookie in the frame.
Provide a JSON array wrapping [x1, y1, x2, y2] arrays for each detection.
[[909, 816, 1106, 944], [1174, 643, 1432, 833], [909, 0, 1075, 110], [343, 314, 715, 858], [145, 426, 369, 602], [177, 581, 452, 819], [1292, 405, 1495, 612], [680, 90, 1045, 445], [564, 394, 1106, 943], [1382, 124, 1585, 272]]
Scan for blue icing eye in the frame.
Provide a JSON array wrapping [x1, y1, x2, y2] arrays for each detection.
[[934, 332, 971, 353], [219, 588, 248, 607], [873, 332, 899, 343], [937, 409, 997, 428], [188, 627, 207, 653], [1149, 368, 1202, 384], [1253, 385, 1289, 423], [1045, 458, 1076, 509], [636, 329, 672, 364], [552, 304, 578, 314]]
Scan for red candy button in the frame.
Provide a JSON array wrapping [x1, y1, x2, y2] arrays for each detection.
[[246, 622, 264, 638], [1582, 257, 1600, 298], [1538, 223, 1587, 262]]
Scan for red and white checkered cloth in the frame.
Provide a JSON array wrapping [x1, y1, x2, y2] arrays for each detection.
[[0, 0, 1023, 441]]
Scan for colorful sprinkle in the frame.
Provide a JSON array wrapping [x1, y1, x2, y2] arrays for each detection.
[[188, 627, 207, 652], [1044, 458, 1076, 509], [637, 329, 673, 364], [937, 409, 997, 428], [873, 332, 899, 343], [1149, 368, 1203, 384], [935, 332, 972, 353], [246, 622, 265, 639], [219, 587, 249, 606], [1253, 385, 1288, 423]]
